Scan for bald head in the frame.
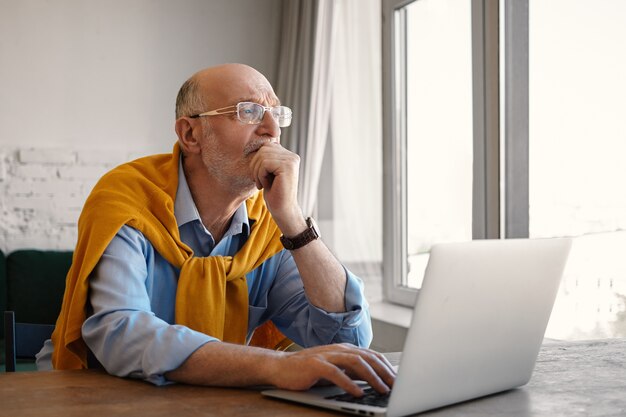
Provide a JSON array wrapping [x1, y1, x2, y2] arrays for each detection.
[[175, 64, 276, 119]]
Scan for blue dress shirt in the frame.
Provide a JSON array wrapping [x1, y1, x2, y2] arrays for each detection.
[[37, 159, 372, 385]]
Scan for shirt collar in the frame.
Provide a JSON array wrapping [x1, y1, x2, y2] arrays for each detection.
[[174, 156, 251, 238]]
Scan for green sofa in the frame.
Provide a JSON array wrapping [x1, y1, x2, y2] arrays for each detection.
[[1, 249, 72, 370]]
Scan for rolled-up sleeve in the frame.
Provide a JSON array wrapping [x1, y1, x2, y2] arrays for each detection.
[[82, 225, 215, 386], [307, 268, 372, 346], [259, 251, 372, 348]]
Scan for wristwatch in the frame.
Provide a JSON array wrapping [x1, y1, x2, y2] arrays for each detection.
[[280, 217, 321, 250]]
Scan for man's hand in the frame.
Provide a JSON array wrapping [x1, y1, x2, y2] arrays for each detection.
[[248, 142, 305, 235], [166, 342, 396, 397], [266, 344, 396, 397], [248, 141, 346, 313]]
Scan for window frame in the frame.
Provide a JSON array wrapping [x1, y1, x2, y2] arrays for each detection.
[[382, 0, 511, 306], [503, 0, 529, 239]]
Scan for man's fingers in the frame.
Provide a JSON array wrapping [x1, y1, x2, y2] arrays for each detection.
[[327, 352, 391, 395], [254, 160, 280, 188], [328, 344, 396, 389], [317, 363, 365, 397], [249, 143, 298, 186], [255, 169, 274, 190], [352, 348, 397, 388]]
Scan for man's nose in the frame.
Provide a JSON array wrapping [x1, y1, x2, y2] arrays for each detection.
[[256, 110, 281, 138]]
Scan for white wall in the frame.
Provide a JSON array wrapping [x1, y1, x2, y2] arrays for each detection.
[[0, 0, 282, 252]]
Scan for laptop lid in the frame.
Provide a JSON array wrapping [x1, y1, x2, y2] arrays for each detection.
[[263, 238, 572, 417], [387, 237, 571, 416]]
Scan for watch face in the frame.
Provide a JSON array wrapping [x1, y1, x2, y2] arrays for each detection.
[[308, 217, 321, 238]]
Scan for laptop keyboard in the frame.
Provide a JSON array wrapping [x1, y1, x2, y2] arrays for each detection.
[[325, 387, 391, 408]]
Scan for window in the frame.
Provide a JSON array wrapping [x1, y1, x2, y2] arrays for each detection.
[[383, 0, 626, 338], [527, 0, 626, 339], [404, 0, 474, 289], [383, 0, 497, 305]]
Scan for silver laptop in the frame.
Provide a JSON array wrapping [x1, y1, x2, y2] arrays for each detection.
[[262, 238, 572, 417]]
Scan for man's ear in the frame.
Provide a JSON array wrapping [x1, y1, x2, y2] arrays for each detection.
[[175, 117, 202, 155]]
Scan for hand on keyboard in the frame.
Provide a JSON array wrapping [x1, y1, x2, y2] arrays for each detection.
[[268, 343, 396, 397]]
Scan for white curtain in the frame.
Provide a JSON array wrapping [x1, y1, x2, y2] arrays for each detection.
[[330, 0, 382, 267], [276, 0, 336, 217], [276, 0, 382, 273]]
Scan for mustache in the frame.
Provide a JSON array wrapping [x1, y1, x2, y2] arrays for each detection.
[[243, 139, 277, 157]]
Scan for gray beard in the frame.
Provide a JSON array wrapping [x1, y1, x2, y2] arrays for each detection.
[[200, 134, 257, 195]]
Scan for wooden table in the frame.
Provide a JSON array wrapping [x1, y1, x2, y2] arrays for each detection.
[[1, 338, 625, 417], [0, 368, 329, 417]]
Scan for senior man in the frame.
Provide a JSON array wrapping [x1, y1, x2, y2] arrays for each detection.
[[38, 63, 394, 397]]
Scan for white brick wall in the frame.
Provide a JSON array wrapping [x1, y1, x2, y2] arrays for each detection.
[[0, 147, 144, 253], [18, 149, 77, 165]]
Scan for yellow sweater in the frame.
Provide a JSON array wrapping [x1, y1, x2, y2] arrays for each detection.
[[51, 143, 285, 369]]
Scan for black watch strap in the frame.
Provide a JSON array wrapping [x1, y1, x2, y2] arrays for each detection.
[[280, 217, 320, 250]]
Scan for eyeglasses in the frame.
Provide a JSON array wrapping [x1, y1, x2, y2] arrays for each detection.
[[190, 102, 293, 128]]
